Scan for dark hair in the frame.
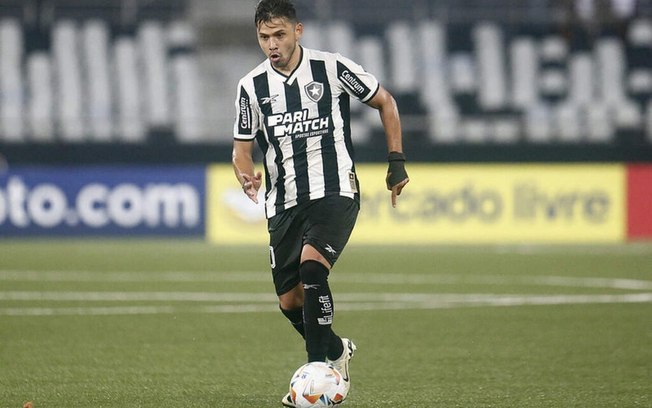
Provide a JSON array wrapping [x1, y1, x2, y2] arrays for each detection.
[[254, 0, 297, 27]]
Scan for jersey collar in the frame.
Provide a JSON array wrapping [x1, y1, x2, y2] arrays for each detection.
[[268, 46, 305, 84]]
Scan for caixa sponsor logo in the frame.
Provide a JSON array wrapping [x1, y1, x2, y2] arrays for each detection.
[[0, 176, 200, 229]]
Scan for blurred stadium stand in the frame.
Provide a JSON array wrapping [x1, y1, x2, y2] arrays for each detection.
[[0, 0, 651, 164]]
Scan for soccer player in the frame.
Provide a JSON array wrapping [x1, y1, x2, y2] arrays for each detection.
[[231, 0, 409, 405]]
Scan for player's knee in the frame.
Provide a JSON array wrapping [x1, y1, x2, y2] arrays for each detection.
[[300, 260, 329, 286], [279, 297, 302, 310], [279, 283, 304, 309]]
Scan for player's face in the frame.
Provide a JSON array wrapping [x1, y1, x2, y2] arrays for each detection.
[[257, 18, 303, 72]]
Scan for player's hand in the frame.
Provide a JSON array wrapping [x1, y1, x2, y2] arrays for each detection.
[[386, 152, 409, 208], [241, 171, 262, 204]]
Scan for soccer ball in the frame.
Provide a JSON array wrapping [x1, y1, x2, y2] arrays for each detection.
[[289, 361, 348, 407]]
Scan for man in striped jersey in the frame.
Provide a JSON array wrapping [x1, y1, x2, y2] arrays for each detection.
[[232, 0, 408, 405]]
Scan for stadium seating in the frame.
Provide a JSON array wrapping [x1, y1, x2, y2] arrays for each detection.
[[325, 18, 652, 146], [0, 0, 650, 152], [0, 0, 202, 145]]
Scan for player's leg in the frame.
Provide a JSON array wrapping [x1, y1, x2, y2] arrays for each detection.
[[273, 207, 342, 407], [276, 279, 344, 362], [300, 245, 355, 381], [269, 208, 306, 336], [299, 249, 338, 362], [279, 197, 358, 407], [268, 207, 341, 354], [279, 283, 304, 336], [301, 196, 359, 363]]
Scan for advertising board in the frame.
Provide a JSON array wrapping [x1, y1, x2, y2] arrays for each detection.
[[0, 166, 205, 236], [206, 164, 267, 244], [627, 165, 652, 239], [206, 164, 625, 245]]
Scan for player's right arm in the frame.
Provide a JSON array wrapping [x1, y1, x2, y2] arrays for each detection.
[[233, 79, 262, 204], [232, 140, 262, 204]]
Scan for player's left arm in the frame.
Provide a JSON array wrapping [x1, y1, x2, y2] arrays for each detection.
[[366, 85, 409, 207]]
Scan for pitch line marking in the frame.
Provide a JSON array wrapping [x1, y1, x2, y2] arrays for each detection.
[[3, 291, 652, 303], [1, 270, 651, 291], [0, 291, 279, 302], [0, 270, 271, 283], [0, 293, 650, 316]]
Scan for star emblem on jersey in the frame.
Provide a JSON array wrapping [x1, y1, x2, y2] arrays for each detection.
[[304, 81, 324, 103]]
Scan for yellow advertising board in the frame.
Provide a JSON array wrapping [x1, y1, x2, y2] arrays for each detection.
[[206, 164, 269, 244], [206, 164, 626, 244]]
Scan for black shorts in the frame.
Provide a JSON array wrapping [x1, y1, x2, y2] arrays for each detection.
[[267, 195, 359, 296]]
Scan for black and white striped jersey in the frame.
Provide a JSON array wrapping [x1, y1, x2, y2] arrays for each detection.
[[234, 46, 380, 218]]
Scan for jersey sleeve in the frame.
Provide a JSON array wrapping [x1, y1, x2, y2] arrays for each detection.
[[334, 54, 380, 103], [233, 80, 260, 141]]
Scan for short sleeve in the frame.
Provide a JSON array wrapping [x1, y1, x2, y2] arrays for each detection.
[[233, 81, 259, 141], [335, 54, 380, 103]]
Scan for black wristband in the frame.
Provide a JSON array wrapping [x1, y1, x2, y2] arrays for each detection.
[[388, 151, 406, 162], [386, 152, 408, 189]]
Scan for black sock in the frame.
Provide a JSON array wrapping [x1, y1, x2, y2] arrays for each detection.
[[327, 331, 344, 361], [300, 260, 335, 362], [280, 306, 305, 338], [279, 305, 344, 360]]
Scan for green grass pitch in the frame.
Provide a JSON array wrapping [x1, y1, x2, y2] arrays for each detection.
[[1, 240, 651, 407]]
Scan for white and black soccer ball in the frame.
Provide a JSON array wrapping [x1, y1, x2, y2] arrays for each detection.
[[289, 361, 348, 407]]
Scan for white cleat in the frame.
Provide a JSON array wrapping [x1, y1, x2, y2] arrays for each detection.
[[328, 338, 356, 395]]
